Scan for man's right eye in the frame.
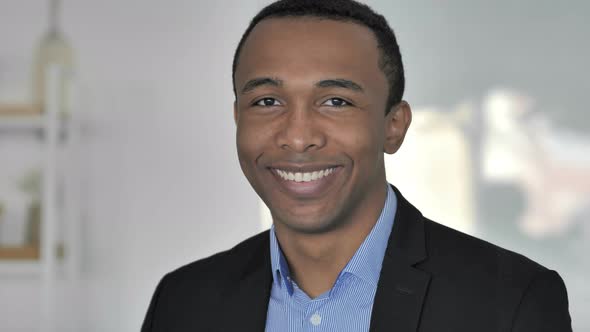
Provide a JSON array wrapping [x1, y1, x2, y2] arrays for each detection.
[[254, 97, 281, 107]]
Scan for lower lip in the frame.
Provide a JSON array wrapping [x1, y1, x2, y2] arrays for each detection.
[[269, 167, 343, 198]]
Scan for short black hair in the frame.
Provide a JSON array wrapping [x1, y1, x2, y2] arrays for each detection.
[[231, 0, 405, 114]]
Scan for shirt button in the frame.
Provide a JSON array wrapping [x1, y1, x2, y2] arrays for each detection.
[[310, 312, 322, 326]]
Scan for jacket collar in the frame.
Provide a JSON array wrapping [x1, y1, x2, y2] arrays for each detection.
[[368, 184, 431, 332], [219, 184, 431, 332], [218, 232, 272, 332]]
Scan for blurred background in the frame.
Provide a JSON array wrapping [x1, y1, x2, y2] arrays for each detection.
[[0, 0, 588, 331]]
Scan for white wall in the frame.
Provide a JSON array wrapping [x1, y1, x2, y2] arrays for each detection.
[[1, 1, 262, 331], [0, 1, 588, 331]]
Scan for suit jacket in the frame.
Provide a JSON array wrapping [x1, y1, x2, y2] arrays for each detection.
[[141, 185, 572, 331]]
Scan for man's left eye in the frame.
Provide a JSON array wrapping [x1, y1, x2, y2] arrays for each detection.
[[322, 98, 350, 107]]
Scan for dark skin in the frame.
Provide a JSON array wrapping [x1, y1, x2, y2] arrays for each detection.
[[234, 17, 412, 298]]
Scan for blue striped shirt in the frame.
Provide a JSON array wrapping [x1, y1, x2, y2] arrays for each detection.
[[265, 184, 397, 332]]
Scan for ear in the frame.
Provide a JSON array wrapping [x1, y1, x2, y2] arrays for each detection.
[[383, 100, 412, 154], [233, 100, 238, 125]]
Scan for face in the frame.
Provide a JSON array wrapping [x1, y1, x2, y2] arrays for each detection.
[[234, 18, 410, 234]]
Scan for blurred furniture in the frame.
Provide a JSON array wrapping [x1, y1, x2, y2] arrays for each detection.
[[0, 66, 82, 331]]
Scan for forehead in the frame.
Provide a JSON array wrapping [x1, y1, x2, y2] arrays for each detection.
[[235, 17, 386, 91]]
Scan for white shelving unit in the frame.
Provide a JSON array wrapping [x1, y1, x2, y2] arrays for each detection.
[[0, 109, 69, 278], [0, 65, 82, 332]]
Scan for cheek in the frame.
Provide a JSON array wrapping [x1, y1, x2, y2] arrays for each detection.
[[236, 126, 260, 188], [329, 118, 383, 159], [236, 123, 256, 169], [236, 118, 273, 168]]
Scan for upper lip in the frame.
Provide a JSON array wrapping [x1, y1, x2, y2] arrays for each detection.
[[268, 163, 341, 173]]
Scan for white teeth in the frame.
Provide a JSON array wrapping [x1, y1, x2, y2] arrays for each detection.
[[310, 171, 319, 181], [275, 167, 337, 182], [295, 172, 303, 182]]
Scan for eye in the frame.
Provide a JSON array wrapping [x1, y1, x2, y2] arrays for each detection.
[[254, 97, 281, 107], [322, 98, 351, 107]]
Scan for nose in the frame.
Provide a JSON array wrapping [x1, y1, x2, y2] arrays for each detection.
[[275, 106, 326, 153]]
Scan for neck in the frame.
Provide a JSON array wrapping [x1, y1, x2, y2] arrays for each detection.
[[274, 180, 388, 298]]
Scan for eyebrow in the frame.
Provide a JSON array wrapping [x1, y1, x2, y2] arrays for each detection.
[[239, 77, 364, 94], [315, 79, 364, 92], [241, 77, 283, 94]]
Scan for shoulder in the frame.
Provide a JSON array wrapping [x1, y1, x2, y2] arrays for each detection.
[[164, 229, 270, 286], [141, 230, 270, 331], [419, 218, 571, 330], [422, 217, 547, 279]]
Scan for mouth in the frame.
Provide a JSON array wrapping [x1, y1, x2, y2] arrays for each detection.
[[268, 165, 343, 198]]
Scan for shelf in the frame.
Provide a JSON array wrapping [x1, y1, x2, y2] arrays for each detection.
[[0, 104, 41, 117], [0, 245, 68, 278], [0, 246, 41, 277], [0, 246, 40, 260], [0, 104, 43, 130]]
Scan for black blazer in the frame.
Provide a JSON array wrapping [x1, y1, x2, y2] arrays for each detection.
[[142, 186, 572, 331]]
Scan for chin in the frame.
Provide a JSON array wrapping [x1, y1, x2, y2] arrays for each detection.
[[272, 208, 344, 235]]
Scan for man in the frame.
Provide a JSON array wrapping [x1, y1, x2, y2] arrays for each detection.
[[141, 0, 572, 331]]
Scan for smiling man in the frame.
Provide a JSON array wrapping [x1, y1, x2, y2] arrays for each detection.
[[141, 1, 572, 331]]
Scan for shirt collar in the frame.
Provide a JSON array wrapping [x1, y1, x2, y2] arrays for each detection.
[[340, 183, 397, 285], [269, 183, 397, 294], [270, 223, 295, 294]]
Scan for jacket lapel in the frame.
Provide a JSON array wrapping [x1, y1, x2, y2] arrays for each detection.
[[218, 232, 273, 332], [369, 185, 432, 332], [218, 185, 431, 332]]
